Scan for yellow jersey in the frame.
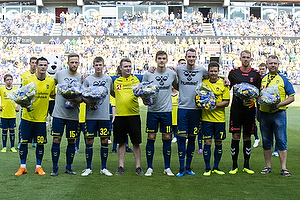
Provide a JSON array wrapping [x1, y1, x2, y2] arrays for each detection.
[[201, 79, 230, 123], [112, 75, 142, 116], [22, 74, 56, 122], [260, 73, 295, 112], [0, 86, 18, 118], [171, 92, 179, 126], [20, 71, 34, 85], [79, 102, 86, 123]]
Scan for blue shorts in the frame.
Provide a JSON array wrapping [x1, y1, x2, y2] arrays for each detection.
[[85, 120, 111, 138], [202, 121, 226, 141], [51, 117, 80, 139], [0, 118, 16, 129], [79, 122, 86, 134], [173, 125, 178, 135], [109, 115, 113, 133], [146, 112, 172, 134], [20, 119, 47, 144], [177, 108, 201, 136], [259, 110, 287, 151]]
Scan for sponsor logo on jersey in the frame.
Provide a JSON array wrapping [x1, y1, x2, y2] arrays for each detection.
[[183, 70, 197, 81], [155, 75, 169, 86], [117, 85, 122, 90], [180, 80, 198, 85], [159, 85, 170, 90], [85, 132, 94, 137], [93, 80, 106, 86], [64, 77, 78, 83]]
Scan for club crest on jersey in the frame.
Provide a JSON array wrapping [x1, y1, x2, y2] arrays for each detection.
[[46, 85, 49, 89], [93, 80, 106, 86], [117, 85, 122, 90], [250, 77, 253, 82], [184, 71, 196, 81], [155, 75, 169, 86]]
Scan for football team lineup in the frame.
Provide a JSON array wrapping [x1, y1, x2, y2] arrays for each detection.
[[0, 50, 294, 179]]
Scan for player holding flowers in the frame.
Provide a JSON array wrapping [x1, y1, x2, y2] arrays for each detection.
[[80, 56, 114, 176], [15, 57, 56, 176], [201, 61, 230, 176], [228, 50, 261, 175], [142, 51, 178, 177]]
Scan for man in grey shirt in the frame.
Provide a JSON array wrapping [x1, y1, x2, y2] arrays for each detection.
[[175, 48, 208, 177], [51, 53, 82, 176], [142, 51, 178, 177], [80, 56, 114, 177]]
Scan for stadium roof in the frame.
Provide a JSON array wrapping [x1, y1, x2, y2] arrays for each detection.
[[0, 0, 298, 6], [0, 0, 229, 5], [0, 0, 223, 6]]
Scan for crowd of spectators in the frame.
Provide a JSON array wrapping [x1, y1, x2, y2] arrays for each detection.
[[0, 11, 54, 36], [0, 35, 300, 85], [2, 10, 300, 37], [60, 10, 204, 36], [0, 10, 205, 36], [213, 12, 300, 37]]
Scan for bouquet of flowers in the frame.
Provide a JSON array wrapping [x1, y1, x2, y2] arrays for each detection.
[[7, 82, 37, 111], [82, 85, 109, 110], [57, 80, 82, 109], [132, 81, 159, 106], [195, 83, 216, 110], [233, 82, 259, 107], [258, 85, 281, 106]]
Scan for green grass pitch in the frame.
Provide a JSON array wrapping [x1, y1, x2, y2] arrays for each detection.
[[1, 96, 300, 199]]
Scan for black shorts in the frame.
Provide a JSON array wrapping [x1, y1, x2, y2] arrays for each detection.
[[229, 106, 255, 135], [113, 115, 141, 145]]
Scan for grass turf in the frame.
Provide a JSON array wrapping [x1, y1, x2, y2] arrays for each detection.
[[1, 97, 300, 200]]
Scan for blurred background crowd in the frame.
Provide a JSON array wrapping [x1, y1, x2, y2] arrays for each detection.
[[1, 9, 300, 84]]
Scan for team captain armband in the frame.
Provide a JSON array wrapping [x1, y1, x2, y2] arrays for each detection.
[[57, 79, 82, 109], [82, 85, 108, 110], [258, 85, 280, 106], [132, 81, 159, 106], [7, 82, 37, 112], [195, 83, 216, 110]]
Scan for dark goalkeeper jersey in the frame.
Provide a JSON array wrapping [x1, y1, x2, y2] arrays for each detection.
[[228, 67, 262, 109]]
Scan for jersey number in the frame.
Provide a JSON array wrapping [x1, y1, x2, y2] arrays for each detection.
[[166, 126, 171, 133], [37, 136, 45, 143], [220, 132, 224, 139], [193, 127, 198, 135], [99, 128, 108, 136], [70, 131, 76, 138]]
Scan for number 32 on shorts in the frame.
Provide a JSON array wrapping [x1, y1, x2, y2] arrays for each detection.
[[99, 128, 108, 136]]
